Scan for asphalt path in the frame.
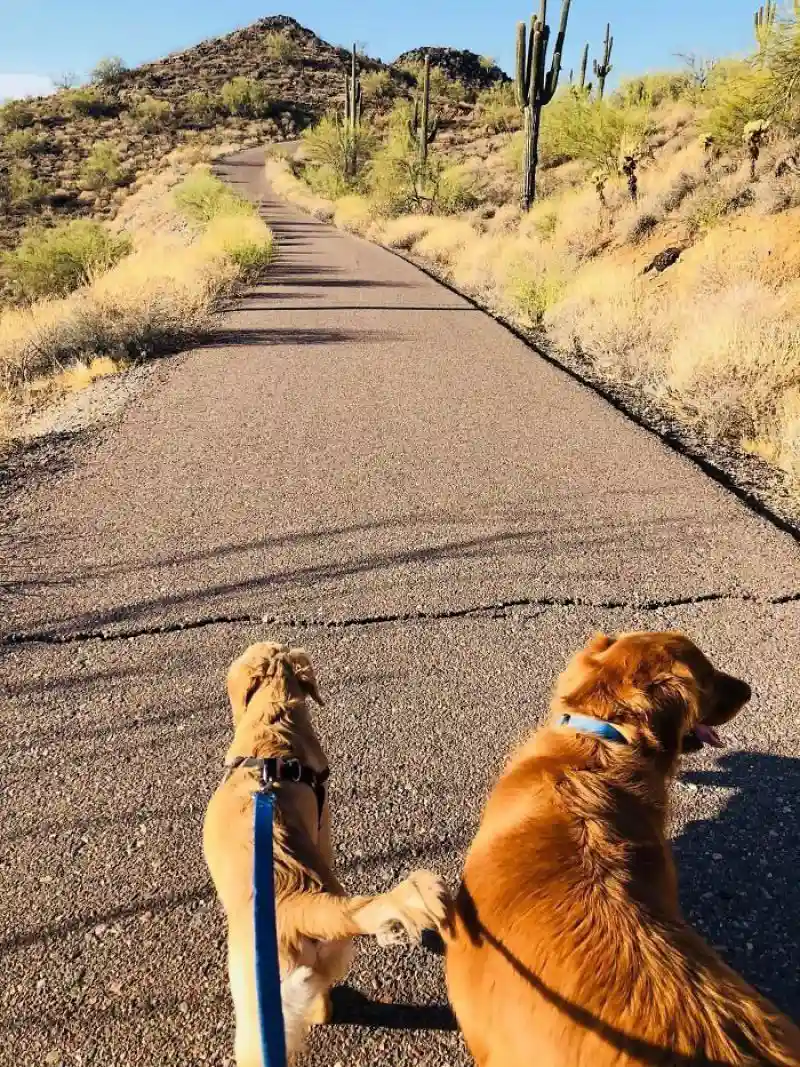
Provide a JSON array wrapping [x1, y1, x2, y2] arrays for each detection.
[[2, 146, 798, 1067]]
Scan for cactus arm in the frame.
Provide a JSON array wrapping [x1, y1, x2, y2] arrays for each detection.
[[515, 21, 529, 106], [579, 42, 588, 89], [543, 0, 571, 102]]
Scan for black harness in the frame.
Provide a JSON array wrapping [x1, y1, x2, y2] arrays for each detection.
[[224, 756, 329, 823]]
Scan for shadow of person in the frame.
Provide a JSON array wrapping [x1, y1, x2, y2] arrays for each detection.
[[672, 751, 800, 1019]]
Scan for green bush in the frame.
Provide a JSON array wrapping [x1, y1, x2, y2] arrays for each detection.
[[62, 87, 111, 118], [366, 114, 474, 217], [173, 170, 255, 224], [183, 90, 217, 126], [539, 93, 653, 175], [80, 142, 128, 191], [361, 70, 395, 102], [220, 77, 272, 118], [429, 67, 466, 103], [133, 95, 171, 132], [615, 72, 693, 109], [1, 99, 35, 131], [302, 114, 376, 189], [704, 60, 773, 148], [8, 162, 49, 208], [760, 17, 800, 134], [1, 220, 132, 302], [264, 30, 301, 63], [91, 56, 127, 86], [477, 82, 521, 133], [506, 267, 564, 326], [5, 129, 38, 157], [437, 165, 482, 213]]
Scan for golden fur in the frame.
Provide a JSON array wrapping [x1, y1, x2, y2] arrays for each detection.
[[446, 631, 800, 1067], [204, 641, 448, 1065]]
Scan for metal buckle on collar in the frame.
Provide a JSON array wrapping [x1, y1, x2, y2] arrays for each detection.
[[278, 758, 303, 783]]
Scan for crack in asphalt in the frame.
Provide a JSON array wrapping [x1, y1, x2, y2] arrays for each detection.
[[4, 590, 800, 647]]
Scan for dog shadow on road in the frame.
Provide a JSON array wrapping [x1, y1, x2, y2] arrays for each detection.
[[672, 750, 800, 1019]]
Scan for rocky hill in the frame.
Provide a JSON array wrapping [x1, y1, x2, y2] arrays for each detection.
[[0, 16, 382, 250], [393, 47, 509, 92], [0, 15, 509, 255]]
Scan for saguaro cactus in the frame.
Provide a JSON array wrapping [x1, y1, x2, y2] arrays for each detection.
[[578, 42, 589, 91], [593, 23, 614, 99], [515, 0, 572, 210], [408, 53, 440, 165], [754, 2, 777, 49], [343, 43, 362, 177]]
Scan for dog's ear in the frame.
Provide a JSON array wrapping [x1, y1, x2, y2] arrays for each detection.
[[643, 661, 699, 760], [584, 632, 617, 656], [287, 648, 324, 706], [227, 642, 284, 725]]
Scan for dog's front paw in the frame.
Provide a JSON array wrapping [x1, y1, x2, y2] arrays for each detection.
[[389, 870, 451, 942], [375, 919, 407, 947]]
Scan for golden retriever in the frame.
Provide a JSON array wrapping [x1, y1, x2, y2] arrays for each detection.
[[204, 641, 448, 1065], [445, 631, 800, 1067]]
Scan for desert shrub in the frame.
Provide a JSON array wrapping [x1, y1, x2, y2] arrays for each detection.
[[201, 215, 274, 277], [221, 77, 252, 117], [91, 56, 127, 86], [437, 165, 482, 213], [704, 60, 774, 148], [8, 163, 49, 208], [333, 194, 374, 234], [81, 142, 128, 191], [183, 90, 217, 126], [477, 82, 521, 134], [302, 114, 375, 190], [540, 94, 653, 175], [265, 30, 301, 63], [429, 67, 466, 103], [1, 220, 131, 302], [366, 117, 478, 217], [220, 77, 272, 118], [0, 99, 35, 131], [62, 87, 111, 118], [134, 95, 171, 132], [173, 169, 255, 224], [5, 129, 38, 157], [615, 72, 693, 109], [506, 269, 565, 326], [361, 70, 395, 101], [761, 16, 800, 134]]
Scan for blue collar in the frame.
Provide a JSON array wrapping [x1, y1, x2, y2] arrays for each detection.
[[558, 712, 628, 745]]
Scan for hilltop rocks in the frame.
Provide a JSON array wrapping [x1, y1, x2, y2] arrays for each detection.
[[393, 47, 509, 91]]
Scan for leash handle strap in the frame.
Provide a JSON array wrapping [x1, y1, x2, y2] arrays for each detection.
[[253, 790, 287, 1067]]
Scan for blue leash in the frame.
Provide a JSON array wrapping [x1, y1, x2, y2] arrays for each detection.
[[253, 789, 287, 1067]]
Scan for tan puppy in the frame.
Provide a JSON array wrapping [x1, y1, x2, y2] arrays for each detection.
[[446, 632, 800, 1067], [204, 641, 448, 1065]]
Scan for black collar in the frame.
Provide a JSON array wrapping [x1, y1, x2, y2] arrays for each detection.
[[223, 756, 329, 822]]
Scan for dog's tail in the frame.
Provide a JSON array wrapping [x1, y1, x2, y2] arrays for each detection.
[[281, 965, 329, 1057]]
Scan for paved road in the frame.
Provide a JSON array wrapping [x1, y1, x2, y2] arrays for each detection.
[[2, 146, 799, 1067]]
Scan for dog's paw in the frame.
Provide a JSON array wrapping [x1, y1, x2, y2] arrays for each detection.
[[405, 869, 450, 927], [375, 919, 408, 947], [388, 870, 451, 941]]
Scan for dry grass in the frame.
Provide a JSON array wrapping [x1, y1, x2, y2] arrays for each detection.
[[264, 156, 335, 221], [267, 82, 800, 500], [1, 156, 273, 436]]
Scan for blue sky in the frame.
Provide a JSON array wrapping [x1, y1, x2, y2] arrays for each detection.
[[1, 0, 758, 100]]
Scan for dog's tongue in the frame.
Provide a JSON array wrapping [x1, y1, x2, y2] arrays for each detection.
[[694, 724, 725, 748]]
